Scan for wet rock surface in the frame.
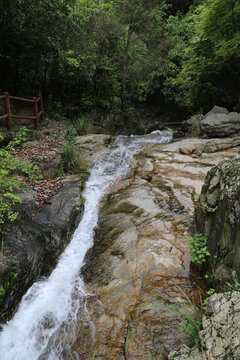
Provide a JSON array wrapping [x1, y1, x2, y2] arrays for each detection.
[[76, 134, 115, 168], [168, 292, 240, 360], [74, 138, 240, 359]]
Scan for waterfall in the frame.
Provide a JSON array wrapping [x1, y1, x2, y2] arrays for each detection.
[[0, 132, 172, 360]]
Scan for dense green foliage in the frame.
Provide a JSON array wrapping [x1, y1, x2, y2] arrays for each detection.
[[165, 0, 240, 110], [0, 0, 239, 111], [0, 127, 41, 227]]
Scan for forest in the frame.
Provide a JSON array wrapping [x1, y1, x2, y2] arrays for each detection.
[[0, 0, 239, 114]]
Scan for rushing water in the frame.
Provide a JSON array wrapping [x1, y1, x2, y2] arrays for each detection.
[[0, 132, 172, 360]]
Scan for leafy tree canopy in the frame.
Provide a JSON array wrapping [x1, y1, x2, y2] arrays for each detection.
[[164, 0, 240, 110], [0, 0, 239, 111]]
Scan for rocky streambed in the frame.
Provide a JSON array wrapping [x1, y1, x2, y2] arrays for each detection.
[[1, 134, 240, 359], [73, 137, 240, 359]]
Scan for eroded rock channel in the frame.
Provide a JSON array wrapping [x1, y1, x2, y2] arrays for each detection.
[[1, 134, 240, 359], [75, 138, 240, 359]]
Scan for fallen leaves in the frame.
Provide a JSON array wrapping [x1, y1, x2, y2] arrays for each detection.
[[10, 121, 69, 207], [29, 177, 66, 208], [12, 136, 64, 162]]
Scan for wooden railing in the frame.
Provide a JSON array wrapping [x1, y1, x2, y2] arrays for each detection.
[[0, 91, 44, 130]]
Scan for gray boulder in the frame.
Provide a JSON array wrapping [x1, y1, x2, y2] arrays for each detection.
[[201, 106, 240, 138], [168, 292, 240, 360], [204, 105, 229, 118]]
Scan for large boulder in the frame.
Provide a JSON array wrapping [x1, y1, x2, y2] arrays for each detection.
[[168, 292, 240, 360], [201, 106, 240, 138], [204, 105, 229, 117], [195, 159, 240, 285]]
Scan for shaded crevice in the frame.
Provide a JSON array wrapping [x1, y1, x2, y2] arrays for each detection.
[[122, 319, 131, 360]]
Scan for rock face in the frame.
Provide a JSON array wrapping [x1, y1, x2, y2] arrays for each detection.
[[1, 176, 84, 314], [67, 138, 240, 359], [201, 106, 240, 138], [168, 292, 240, 360], [195, 159, 240, 285]]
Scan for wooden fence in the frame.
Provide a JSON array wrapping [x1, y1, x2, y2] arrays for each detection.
[[0, 91, 44, 130]]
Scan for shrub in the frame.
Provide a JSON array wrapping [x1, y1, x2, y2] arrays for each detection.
[[74, 115, 91, 135], [0, 270, 17, 307], [5, 126, 28, 151], [0, 128, 41, 227], [224, 278, 240, 292], [203, 288, 216, 310], [186, 233, 210, 264], [187, 114, 203, 137], [59, 125, 77, 173], [58, 126, 89, 176]]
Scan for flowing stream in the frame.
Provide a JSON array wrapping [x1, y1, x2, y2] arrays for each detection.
[[0, 132, 172, 360]]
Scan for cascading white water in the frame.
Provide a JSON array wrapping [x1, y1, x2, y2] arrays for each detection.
[[0, 132, 172, 360]]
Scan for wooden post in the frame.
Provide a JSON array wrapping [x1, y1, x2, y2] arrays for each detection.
[[33, 97, 39, 129], [3, 92, 12, 130], [39, 89, 43, 113]]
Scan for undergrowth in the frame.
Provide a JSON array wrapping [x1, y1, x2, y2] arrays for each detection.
[[224, 278, 240, 292], [187, 111, 203, 137], [0, 126, 41, 226], [136, 283, 204, 357], [58, 125, 89, 176], [74, 115, 91, 135]]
